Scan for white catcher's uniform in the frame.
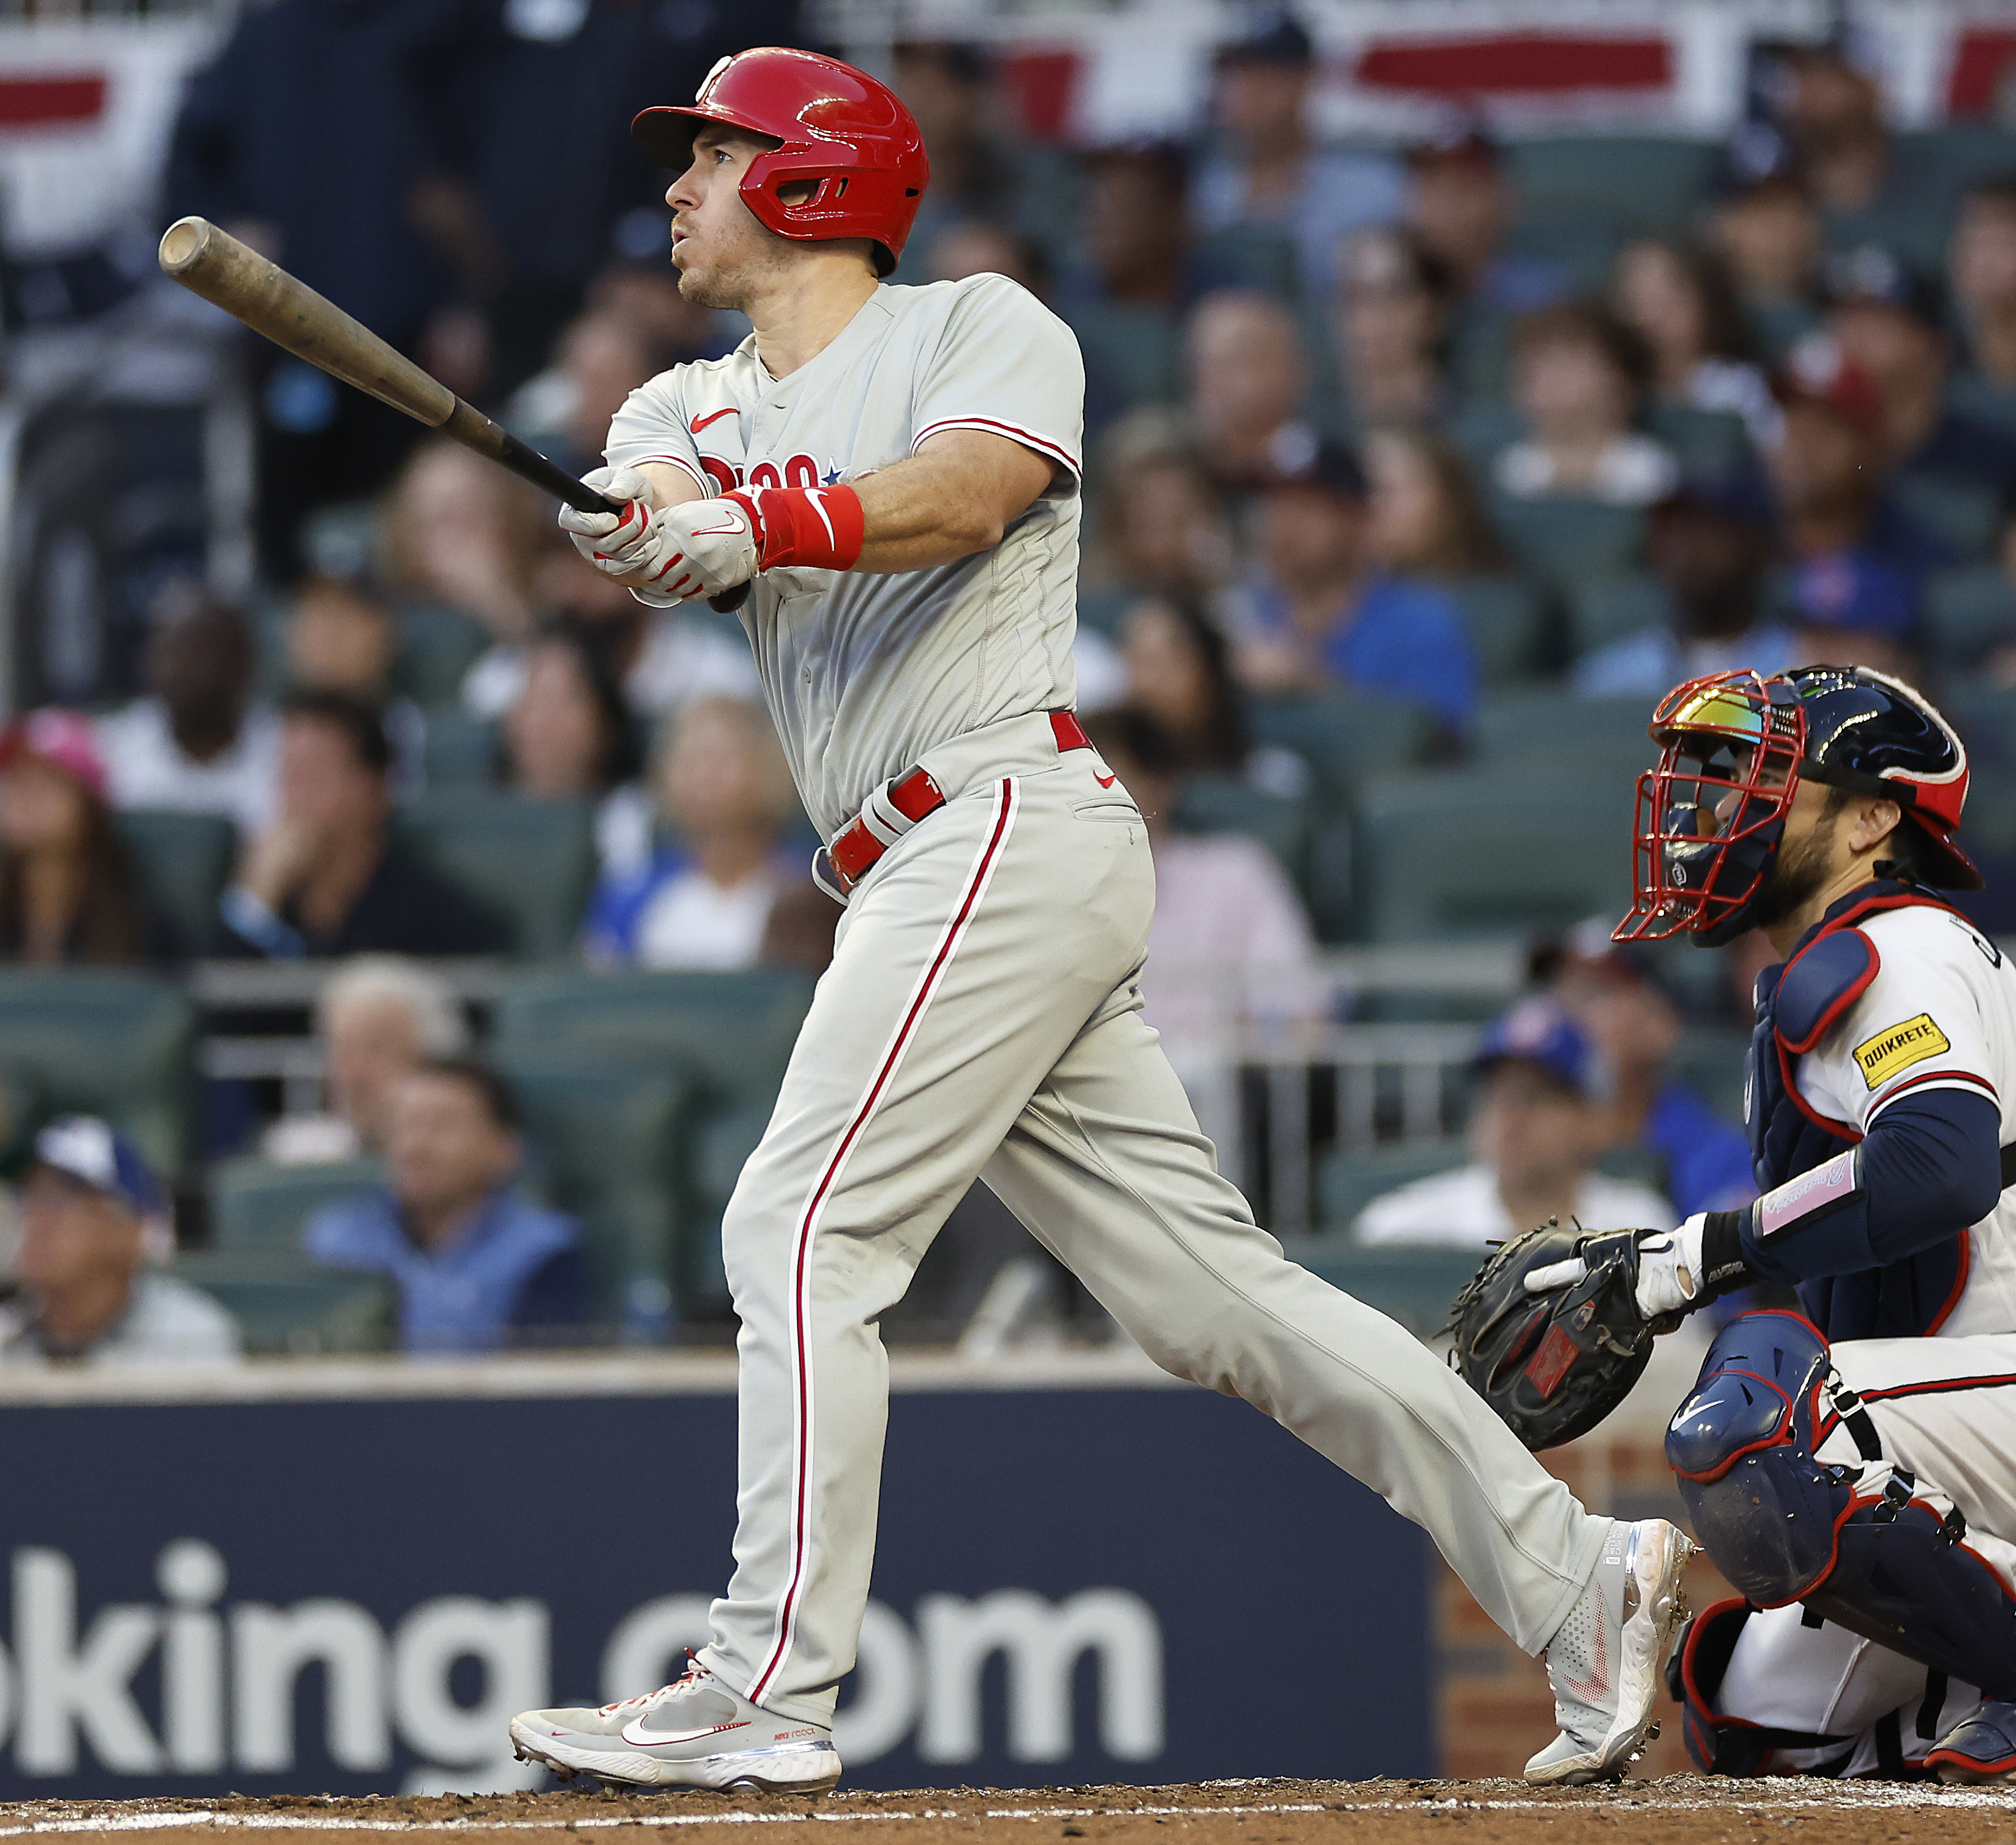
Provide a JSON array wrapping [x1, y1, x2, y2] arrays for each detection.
[[606, 274, 1611, 1725], [1714, 902, 2016, 1774]]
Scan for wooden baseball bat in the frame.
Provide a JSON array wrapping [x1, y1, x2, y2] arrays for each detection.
[[157, 215, 749, 611]]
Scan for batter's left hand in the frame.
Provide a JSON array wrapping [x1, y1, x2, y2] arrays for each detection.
[[630, 495, 762, 607]]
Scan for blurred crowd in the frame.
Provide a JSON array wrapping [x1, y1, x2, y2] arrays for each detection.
[[12, 4, 2016, 1355]]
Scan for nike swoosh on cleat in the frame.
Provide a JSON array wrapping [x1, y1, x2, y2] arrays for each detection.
[[691, 408, 740, 432], [619, 1716, 752, 1747], [1095, 771, 1117, 788]]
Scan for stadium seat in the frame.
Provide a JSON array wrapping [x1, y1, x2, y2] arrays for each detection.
[[1570, 572, 1673, 658], [1275, 1237, 1484, 1339], [0, 971, 194, 1172], [1442, 575, 1549, 684], [393, 603, 491, 707], [1647, 405, 1751, 481], [1172, 772, 1310, 886], [1473, 690, 1657, 781], [1503, 220, 1620, 294], [396, 791, 596, 960], [1667, 1028, 1751, 1127], [1939, 683, 2016, 775], [112, 809, 235, 958], [491, 969, 816, 1318], [1489, 496, 1646, 591], [208, 1156, 387, 1251], [1305, 819, 1355, 945], [1507, 136, 1721, 232], [1317, 1135, 1470, 1233], [1246, 694, 1433, 798], [421, 710, 500, 790], [1925, 564, 2016, 667], [171, 1249, 394, 1355], [0, 1060, 40, 1166], [1353, 768, 1634, 941], [1947, 373, 2016, 441], [491, 1052, 685, 1331], [1891, 474, 2004, 563]]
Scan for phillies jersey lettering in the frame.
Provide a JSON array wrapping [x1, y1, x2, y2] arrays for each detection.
[[605, 272, 1086, 839]]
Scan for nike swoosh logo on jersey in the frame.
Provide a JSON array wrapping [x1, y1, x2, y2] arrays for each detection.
[[691, 408, 740, 432], [1095, 771, 1117, 788], [618, 1716, 751, 1748]]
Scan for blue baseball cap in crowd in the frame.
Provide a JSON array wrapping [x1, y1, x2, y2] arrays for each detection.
[[1787, 551, 1917, 643], [1473, 997, 1596, 1096], [31, 1115, 167, 1221]]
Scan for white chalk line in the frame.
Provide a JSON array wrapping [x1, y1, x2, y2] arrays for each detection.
[[2, 1786, 2015, 1834]]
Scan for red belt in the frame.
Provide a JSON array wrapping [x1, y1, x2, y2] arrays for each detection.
[[816, 710, 1091, 899]]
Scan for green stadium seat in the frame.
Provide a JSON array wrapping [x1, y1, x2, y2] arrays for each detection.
[[1490, 495, 1647, 591], [1571, 573, 1673, 657], [0, 1060, 40, 1168], [111, 809, 236, 959], [421, 710, 500, 790], [1473, 690, 1657, 781], [1925, 564, 2016, 667], [1502, 220, 1619, 293], [1947, 373, 2016, 441], [393, 602, 491, 707], [1246, 694, 1432, 798], [1891, 474, 2004, 563], [1939, 682, 2016, 770], [1353, 768, 1634, 941], [491, 969, 816, 1318], [208, 1156, 387, 1251], [492, 1052, 685, 1327], [0, 971, 194, 1172], [1275, 1237, 1484, 1339], [1667, 1028, 1750, 1126], [1647, 405, 1752, 480], [171, 1249, 393, 1355], [1306, 819, 1355, 945], [1172, 773, 1310, 886], [396, 791, 596, 960], [1507, 136, 1721, 231], [1317, 1136, 1471, 1233], [1442, 576, 1549, 684]]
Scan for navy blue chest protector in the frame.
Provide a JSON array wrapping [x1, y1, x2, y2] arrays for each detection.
[[1746, 883, 1972, 1341]]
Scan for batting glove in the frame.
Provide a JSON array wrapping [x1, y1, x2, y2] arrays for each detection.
[[1524, 1216, 1706, 1319], [627, 494, 763, 607], [558, 466, 663, 575]]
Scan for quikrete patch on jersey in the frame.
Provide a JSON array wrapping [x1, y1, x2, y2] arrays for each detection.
[[1854, 1013, 1952, 1089]]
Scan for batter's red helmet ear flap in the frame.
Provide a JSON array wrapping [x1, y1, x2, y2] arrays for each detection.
[[633, 47, 930, 278]]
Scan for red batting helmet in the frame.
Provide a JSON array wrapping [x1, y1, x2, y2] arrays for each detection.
[[632, 48, 930, 278]]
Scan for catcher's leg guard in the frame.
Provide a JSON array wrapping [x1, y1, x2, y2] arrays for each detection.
[[1667, 1310, 2016, 1700], [1665, 1598, 1849, 1775]]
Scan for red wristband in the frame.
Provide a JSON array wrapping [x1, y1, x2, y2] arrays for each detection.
[[726, 484, 865, 573]]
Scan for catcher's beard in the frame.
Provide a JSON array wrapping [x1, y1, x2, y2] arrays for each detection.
[[1750, 800, 1844, 931]]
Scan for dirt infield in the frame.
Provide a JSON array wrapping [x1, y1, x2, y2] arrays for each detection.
[[4, 1778, 2014, 1845]]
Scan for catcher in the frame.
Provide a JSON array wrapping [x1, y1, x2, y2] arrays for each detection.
[[1455, 664, 2016, 1782]]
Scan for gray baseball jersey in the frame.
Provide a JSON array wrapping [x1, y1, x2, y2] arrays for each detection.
[[605, 273, 1085, 838]]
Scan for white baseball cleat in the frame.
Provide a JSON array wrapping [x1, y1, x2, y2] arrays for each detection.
[[1524, 1518, 1695, 1785], [510, 1656, 841, 1791]]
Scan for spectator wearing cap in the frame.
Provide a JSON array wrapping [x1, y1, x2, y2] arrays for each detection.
[[96, 592, 280, 837], [1226, 441, 1478, 732], [1191, 9, 1403, 302], [1575, 477, 1799, 697], [1353, 998, 1673, 1250], [1610, 237, 1776, 448], [0, 1116, 241, 1367], [1826, 266, 2016, 553], [216, 690, 500, 960], [1709, 174, 1825, 361], [1184, 290, 1321, 495], [1763, 336, 1936, 664], [1330, 226, 1461, 435], [1948, 175, 2016, 428], [302, 1059, 588, 1352], [1493, 302, 1680, 507], [0, 712, 170, 965], [1403, 127, 1569, 402]]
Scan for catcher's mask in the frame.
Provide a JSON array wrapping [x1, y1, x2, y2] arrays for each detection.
[[1614, 665, 1981, 946]]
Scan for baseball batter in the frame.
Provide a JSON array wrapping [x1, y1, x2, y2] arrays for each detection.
[[1553, 666, 2016, 1781], [507, 47, 1692, 1793]]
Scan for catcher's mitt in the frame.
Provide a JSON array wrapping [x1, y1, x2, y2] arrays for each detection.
[[1445, 1218, 1671, 1450]]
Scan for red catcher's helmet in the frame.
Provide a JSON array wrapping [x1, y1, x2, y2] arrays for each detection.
[[632, 48, 930, 279]]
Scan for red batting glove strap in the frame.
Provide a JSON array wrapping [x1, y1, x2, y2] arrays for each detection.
[[726, 485, 865, 573]]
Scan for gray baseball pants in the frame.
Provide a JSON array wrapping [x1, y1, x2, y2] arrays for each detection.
[[697, 710, 1610, 1726]]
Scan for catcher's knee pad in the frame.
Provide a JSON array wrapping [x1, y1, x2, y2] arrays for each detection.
[[1668, 1311, 2016, 1700], [1667, 1310, 1841, 1604]]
